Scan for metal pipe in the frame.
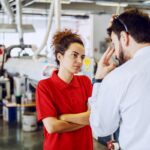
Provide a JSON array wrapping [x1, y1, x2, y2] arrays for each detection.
[[0, 0, 15, 23], [55, 0, 61, 31], [16, 0, 24, 46], [33, 0, 55, 59]]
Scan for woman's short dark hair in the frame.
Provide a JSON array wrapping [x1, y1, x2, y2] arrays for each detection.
[[52, 29, 84, 65], [107, 8, 150, 43]]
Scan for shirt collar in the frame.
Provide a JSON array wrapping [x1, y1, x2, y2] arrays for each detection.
[[51, 70, 80, 90], [134, 46, 150, 59]]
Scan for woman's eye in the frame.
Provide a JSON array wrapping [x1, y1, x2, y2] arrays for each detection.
[[72, 53, 78, 58], [81, 56, 85, 60]]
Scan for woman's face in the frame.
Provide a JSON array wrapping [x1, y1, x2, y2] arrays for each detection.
[[58, 43, 85, 74]]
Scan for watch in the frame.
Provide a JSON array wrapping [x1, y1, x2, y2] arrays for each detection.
[[92, 78, 103, 84]]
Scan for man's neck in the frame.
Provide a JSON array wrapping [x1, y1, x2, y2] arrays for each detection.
[[129, 43, 150, 58]]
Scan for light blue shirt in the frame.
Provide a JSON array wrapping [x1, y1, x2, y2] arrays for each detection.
[[89, 46, 150, 150]]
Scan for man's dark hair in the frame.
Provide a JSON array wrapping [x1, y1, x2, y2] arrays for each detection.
[[107, 8, 150, 43]]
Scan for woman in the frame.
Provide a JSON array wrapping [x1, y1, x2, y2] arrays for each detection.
[[36, 29, 93, 150]]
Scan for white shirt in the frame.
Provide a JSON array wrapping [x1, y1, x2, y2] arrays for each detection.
[[89, 46, 150, 150]]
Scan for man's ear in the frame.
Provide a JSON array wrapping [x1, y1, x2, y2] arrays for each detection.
[[120, 31, 129, 47], [57, 53, 63, 63]]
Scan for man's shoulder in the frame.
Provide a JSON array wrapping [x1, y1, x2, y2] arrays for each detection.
[[104, 61, 133, 85]]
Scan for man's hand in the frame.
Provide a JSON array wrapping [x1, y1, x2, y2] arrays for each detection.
[[95, 46, 117, 79]]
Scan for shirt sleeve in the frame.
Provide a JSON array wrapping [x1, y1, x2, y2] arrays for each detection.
[[89, 75, 120, 137], [36, 80, 57, 122]]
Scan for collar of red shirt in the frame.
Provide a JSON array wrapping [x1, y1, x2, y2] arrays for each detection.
[[51, 70, 80, 90]]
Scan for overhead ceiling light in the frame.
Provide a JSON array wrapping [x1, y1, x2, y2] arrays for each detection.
[[96, 1, 128, 7], [0, 24, 35, 33], [61, 0, 71, 4], [143, 1, 150, 4], [70, 0, 94, 3], [62, 10, 90, 16], [33, 0, 53, 2], [33, 0, 71, 4]]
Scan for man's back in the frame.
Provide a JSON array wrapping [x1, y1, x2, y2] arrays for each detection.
[[116, 46, 150, 149]]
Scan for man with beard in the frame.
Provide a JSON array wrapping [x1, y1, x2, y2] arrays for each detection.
[[89, 8, 150, 150]]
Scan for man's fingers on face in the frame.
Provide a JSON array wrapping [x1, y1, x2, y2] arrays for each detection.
[[104, 48, 115, 65], [100, 46, 114, 65], [101, 47, 111, 63], [105, 47, 115, 60], [103, 47, 112, 57]]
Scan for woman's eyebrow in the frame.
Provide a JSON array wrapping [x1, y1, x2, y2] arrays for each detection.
[[72, 51, 85, 56], [71, 51, 79, 54]]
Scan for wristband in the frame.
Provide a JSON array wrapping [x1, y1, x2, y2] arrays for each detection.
[[92, 78, 103, 84]]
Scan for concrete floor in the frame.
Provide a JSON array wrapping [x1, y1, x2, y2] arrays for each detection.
[[0, 118, 107, 150]]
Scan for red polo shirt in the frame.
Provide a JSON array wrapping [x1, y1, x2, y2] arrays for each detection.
[[36, 70, 93, 150]]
